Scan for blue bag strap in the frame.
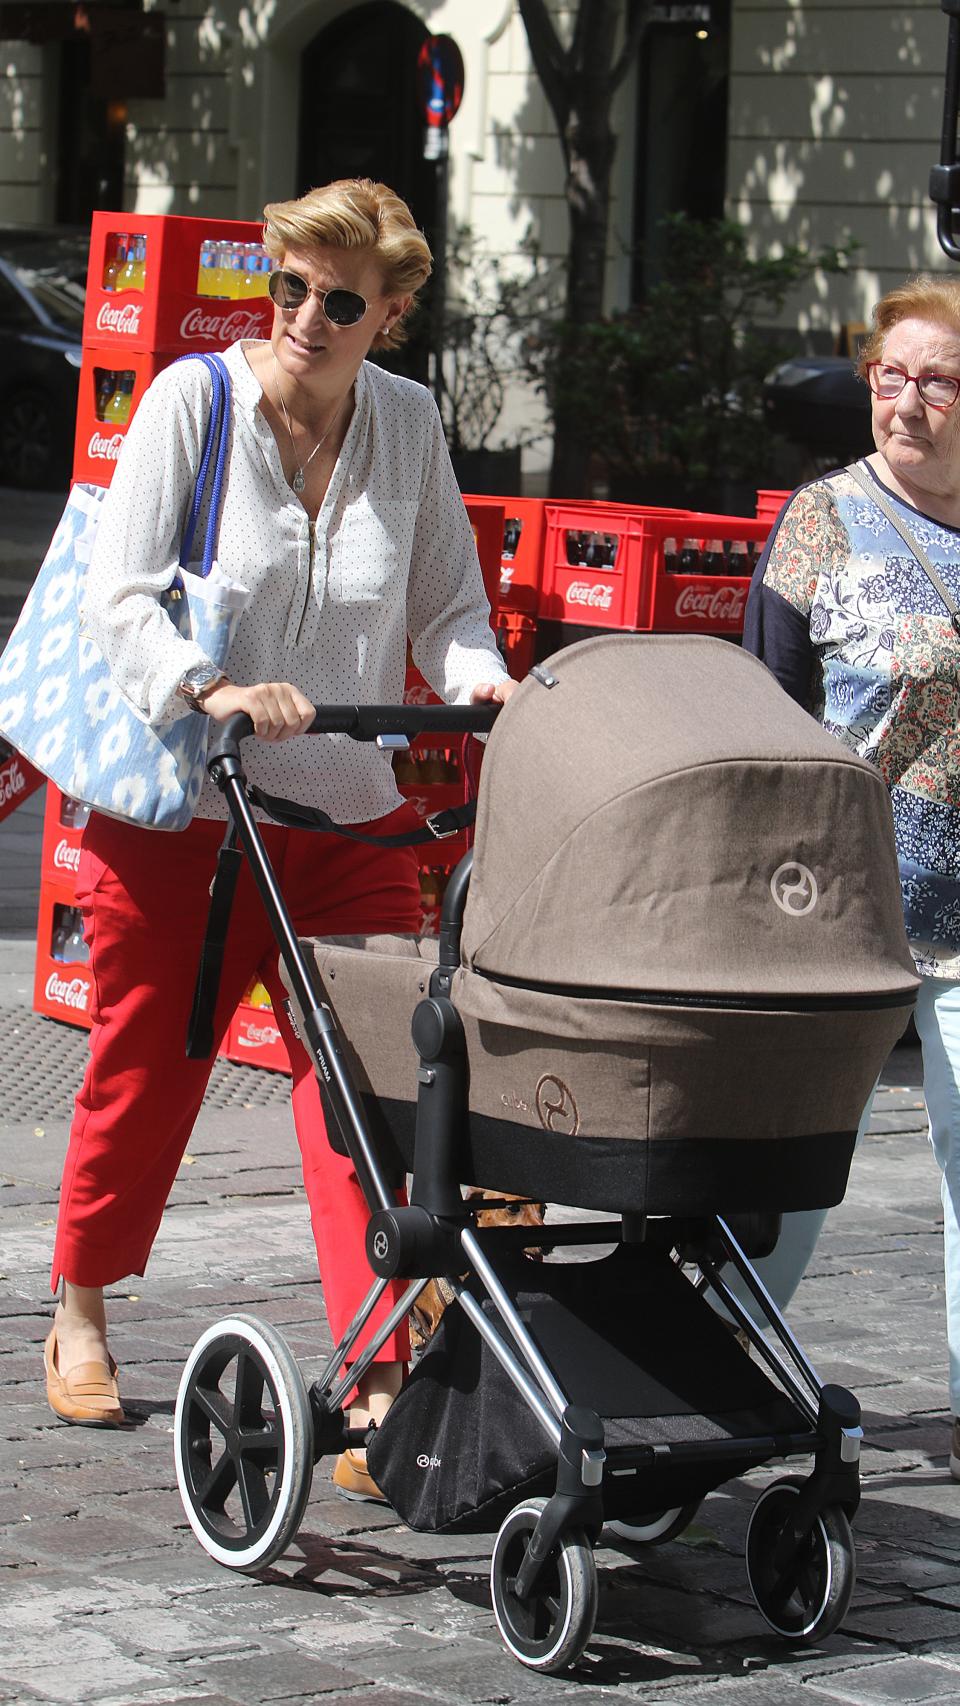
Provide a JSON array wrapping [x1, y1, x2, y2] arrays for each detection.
[[172, 353, 231, 576]]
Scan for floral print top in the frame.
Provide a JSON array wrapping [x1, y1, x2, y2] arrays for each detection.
[[743, 460, 960, 979]]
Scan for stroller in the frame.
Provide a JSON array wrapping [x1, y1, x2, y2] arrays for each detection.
[[174, 635, 918, 1673]]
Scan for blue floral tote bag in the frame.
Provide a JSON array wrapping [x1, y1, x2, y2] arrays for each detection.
[[0, 353, 249, 831]]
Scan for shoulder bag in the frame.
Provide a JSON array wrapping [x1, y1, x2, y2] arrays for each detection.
[[0, 352, 249, 831]]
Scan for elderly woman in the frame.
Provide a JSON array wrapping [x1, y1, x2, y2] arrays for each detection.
[[743, 274, 960, 1477], [44, 179, 514, 1501]]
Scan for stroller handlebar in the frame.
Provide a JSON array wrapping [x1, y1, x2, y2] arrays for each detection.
[[207, 702, 500, 770]]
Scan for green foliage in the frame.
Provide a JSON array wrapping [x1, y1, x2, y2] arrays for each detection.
[[530, 214, 854, 493]]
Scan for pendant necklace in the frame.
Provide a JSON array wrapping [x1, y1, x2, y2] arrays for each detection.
[[273, 357, 346, 495]]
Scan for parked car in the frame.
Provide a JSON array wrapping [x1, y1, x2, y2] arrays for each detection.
[[762, 355, 873, 469], [0, 226, 87, 489]]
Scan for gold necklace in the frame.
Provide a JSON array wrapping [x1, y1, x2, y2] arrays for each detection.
[[272, 357, 346, 495]]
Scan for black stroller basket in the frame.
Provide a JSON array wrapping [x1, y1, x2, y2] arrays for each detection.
[[173, 670, 901, 1673]]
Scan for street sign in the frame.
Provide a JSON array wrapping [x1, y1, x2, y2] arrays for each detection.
[[417, 34, 464, 129]]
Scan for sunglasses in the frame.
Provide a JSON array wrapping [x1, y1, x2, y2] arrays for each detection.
[[267, 267, 369, 326]]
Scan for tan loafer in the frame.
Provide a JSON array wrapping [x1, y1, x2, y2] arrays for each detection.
[[332, 1448, 386, 1504], [44, 1325, 125, 1428]]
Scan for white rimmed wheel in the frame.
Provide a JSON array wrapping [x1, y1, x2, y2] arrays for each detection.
[[174, 1314, 313, 1572], [746, 1476, 855, 1643], [490, 1497, 598, 1673], [608, 1501, 699, 1546]]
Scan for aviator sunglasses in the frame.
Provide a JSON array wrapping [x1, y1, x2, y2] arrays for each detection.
[[268, 266, 369, 326]]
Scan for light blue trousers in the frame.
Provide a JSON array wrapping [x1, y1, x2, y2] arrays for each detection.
[[722, 979, 960, 1412]]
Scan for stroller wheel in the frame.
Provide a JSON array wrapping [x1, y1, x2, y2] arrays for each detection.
[[607, 1501, 699, 1546], [746, 1476, 855, 1643], [490, 1496, 597, 1673], [174, 1314, 313, 1573]]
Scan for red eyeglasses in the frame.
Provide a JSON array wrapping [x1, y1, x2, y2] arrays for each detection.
[[866, 361, 960, 410]]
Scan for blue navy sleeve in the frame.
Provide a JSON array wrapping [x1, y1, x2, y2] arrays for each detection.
[[743, 514, 817, 711]]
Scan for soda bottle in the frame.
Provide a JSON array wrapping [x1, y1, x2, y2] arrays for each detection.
[[703, 538, 726, 575], [229, 244, 245, 299], [59, 794, 89, 830], [728, 539, 750, 578], [104, 372, 135, 427], [503, 518, 521, 558], [246, 979, 273, 1010], [601, 533, 618, 567], [679, 537, 702, 574], [94, 369, 116, 422], [63, 909, 90, 966], [663, 535, 678, 573], [131, 235, 147, 290], [101, 233, 126, 292], [117, 238, 139, 292], [240, 244, 261, 296], [565, 530, 584, 565], [211, 243, 232, 299], [50, 907, 70, 963], [197, 238, 219, 296]]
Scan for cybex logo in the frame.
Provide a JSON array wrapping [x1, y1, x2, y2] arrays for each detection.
[[770, 862, 819, 916], [416, 1453, 441, 1470]]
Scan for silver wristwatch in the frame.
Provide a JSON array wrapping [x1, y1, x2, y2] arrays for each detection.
[[177, 662, 227, 713]]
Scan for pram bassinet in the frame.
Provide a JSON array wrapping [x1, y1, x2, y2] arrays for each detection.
[[297, 634, 917, 1217], [175, 634, 919, 1671]]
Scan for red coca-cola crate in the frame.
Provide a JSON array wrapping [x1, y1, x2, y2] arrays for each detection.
[[463, 494, 542, 616], [34, 878, 94, 1030], [72, 347, 175, 487], [222, 1003, 291, 1074], [39, 785, 86, 887], [83, 212, 274, 355], [756, 488, 791, 526], [0, 746, 44, 824], [540, 503, 769, 636]]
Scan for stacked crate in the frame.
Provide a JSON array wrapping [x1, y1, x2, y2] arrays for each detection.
[[35, 211, 274, 1038]]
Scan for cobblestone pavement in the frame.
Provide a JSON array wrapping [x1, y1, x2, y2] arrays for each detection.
[[2, 1009, 960, 1706]]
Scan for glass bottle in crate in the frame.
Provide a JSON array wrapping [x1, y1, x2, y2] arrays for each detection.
[[214, 243, 235, 299], [94, 368, 117, 422], [101, 233, 127, 292], [60, 794, 90, 831], [197, 238, 220, 297], [246, 979, 273, 1010], [703, 539, 726, 575], [228, 244, 246, 299], [63, 909, 90, 966], [132, 235, 147, 290], [728, 539, 750, 577], [117, 239, 140, 293], [104, 372, 135, 428], [50, 906, 71, 963], [679, 537, 702, 574], [663, 536, 679, 573]]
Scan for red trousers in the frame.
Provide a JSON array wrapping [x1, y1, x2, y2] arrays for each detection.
[[52, 807, 422, 1365]]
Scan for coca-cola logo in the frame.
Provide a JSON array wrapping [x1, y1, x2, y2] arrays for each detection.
[[95, 301, 143, 335], [179, 307, 266, 344], [0, 760, 26, 807], [45, 972, 89, 1011], [237, 1022, 280, 1049], [566, 581, 614, 611], [53, 838, 81, 874], [674, 585, 747, 623], [88, 430, 124, 462]]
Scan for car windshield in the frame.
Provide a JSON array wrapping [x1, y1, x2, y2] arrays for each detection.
[[5, 240, 86, 332]]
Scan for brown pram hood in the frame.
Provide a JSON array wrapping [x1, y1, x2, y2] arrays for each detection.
[[457, 634, 917, 1005]]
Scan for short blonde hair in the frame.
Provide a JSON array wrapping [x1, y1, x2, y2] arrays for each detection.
[[262, 179, 432, 350], [857, 274, 960, 377]]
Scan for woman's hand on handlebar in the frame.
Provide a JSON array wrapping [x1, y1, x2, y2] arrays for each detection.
[[470, 677, 518, 707], [202, 680, 316, 741]]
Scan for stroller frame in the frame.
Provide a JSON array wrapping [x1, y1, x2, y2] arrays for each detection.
[[174, 706, 865, 1674]]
